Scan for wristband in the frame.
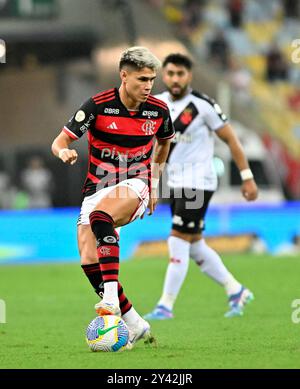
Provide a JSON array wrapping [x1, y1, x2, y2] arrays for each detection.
[[58, 148, 69, 159], [152, 178, 160, 189], [240, 169, 253, 181]]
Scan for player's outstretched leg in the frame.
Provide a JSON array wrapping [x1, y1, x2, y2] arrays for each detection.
[[82, 261, 155, 348], [144, 236, 190, 320], [190, 238, 254, 317], [89, 210, 121, 316]]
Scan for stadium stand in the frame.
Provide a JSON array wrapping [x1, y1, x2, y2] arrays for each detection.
[[150, 0, 300, 198]]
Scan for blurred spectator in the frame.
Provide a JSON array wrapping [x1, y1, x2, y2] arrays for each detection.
[[116, 0, 137, 45], [147, 0, 163, 7], [265, 43, 289, 82], [282, 0, 300, 19], [207, 29, 231, 70], [20, 156, 53, 208], [0, 170, 13, 209], [99, 0, 136, 45], [227, 56, 252, 103], [180, 0, 204, 37], [227, 0, 244, 28]]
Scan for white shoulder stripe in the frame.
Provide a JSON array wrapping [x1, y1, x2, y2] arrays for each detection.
[[63, 126, 79, 139]]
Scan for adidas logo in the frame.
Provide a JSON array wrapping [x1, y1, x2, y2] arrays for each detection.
[[107, 122, 118, 130]]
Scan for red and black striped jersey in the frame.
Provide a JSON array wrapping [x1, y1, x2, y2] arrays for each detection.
[[63, 88, 175, 197]]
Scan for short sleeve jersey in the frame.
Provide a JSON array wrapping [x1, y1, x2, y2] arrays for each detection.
[[63, 88, 174, 197], [155, 89, 228, 191]]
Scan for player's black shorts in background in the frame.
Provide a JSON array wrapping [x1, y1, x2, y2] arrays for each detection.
[[169, 188, 214, 234]]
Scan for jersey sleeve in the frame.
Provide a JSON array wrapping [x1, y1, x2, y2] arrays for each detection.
[[156, 109, 175, 140], [204, 99, 228, 131], [63, 98, 97, 140]]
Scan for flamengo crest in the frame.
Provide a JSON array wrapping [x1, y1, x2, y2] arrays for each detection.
[[141, 120, 156, 135]]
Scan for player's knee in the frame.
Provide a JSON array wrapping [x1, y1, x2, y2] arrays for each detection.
[[92, 207, 125, 227], [191, 233, 202, 243], [89, 209, 115, 230], [90, 208, 125, 230], [89, 210, 119, 246], [171, 229, 194, 242], [94, 193, 140, 227]]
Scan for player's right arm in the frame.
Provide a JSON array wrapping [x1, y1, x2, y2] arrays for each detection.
[[51, 131, 78, 165], [51, 97, 97, 165]]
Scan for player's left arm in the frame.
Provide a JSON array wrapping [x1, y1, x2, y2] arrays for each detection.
[[216, 123, 258, 201], [147, 137, 172, 216], [145, 110, 175, 216]]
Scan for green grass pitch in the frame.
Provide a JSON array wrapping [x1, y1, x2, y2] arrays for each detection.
[[0, 254, 300, 369]]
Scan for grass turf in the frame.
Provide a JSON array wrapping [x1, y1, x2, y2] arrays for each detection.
[[0, 254, 300, 369]]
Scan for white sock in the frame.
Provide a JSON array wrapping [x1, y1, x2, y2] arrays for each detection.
[[223, 273, 243, 296], [103, 281, 119, 306], [190, 239, 241, 295], [157, 236, 190, 311], [122, 307, 141, 327]]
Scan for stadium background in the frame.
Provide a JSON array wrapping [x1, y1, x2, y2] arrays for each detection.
[[1, 0, 300, 369]]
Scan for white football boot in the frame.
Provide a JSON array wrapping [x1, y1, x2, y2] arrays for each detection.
[[125, 318, 156, 349]]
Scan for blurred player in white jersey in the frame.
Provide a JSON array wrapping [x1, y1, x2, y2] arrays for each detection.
[[144, 53, 258, 319]]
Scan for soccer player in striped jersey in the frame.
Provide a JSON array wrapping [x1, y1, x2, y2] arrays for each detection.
[[51, 47, 175, 347], [144, 53, 258, 320]]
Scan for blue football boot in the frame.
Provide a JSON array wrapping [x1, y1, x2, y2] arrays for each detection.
[[143, 305, 174, 320], [224, 286, 254, 318]]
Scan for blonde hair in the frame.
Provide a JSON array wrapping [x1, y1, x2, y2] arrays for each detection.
[[119, 46, 161, 71]]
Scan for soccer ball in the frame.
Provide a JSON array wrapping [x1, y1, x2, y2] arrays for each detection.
[[86, 315, 129, 352]]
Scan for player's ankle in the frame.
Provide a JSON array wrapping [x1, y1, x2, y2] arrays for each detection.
[[103, 281, 119, 304]]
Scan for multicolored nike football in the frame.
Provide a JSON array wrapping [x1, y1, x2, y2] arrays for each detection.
[[86, 315, 129, 352]]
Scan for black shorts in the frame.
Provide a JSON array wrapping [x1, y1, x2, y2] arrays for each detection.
[[169, 188, 214, 234]]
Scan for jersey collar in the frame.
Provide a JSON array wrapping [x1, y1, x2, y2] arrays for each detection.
[[115, 87, 145, 117]]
